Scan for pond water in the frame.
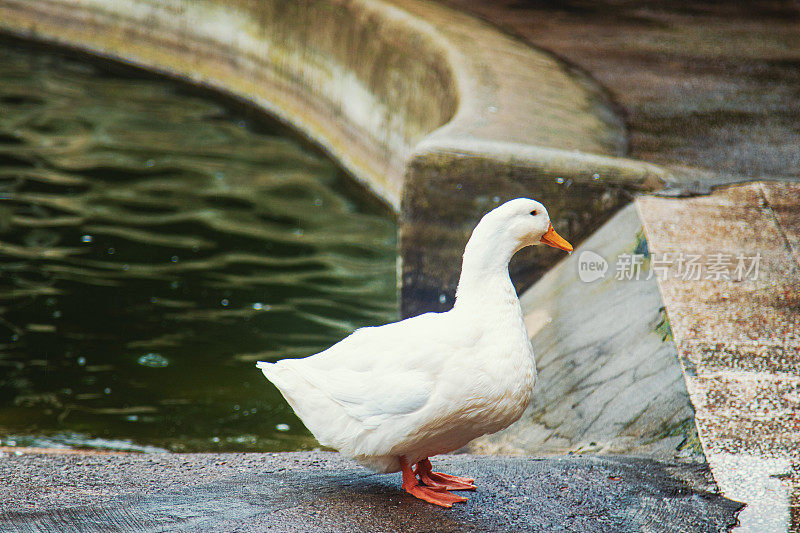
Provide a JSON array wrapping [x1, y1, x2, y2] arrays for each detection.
[[0, 40, 398, 452]]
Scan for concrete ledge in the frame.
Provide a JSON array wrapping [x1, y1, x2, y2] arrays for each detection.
[[0, 0, 637, 205]]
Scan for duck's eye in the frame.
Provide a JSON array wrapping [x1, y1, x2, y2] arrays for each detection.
[[530, 210, 538, 216]]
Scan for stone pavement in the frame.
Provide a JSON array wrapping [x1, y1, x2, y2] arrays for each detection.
[[638, 182, 800, 532], [0, 450, 741, 532]]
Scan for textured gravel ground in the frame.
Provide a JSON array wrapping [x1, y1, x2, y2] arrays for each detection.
[[0, 450, 742, 532]]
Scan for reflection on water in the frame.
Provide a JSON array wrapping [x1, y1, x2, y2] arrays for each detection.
[[0, 41, 397, 452]]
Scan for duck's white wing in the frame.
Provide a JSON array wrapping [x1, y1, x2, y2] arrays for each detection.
[[285, 313, 454, 423], [261, 312, 468, 449], [285, 364, 432, 430]]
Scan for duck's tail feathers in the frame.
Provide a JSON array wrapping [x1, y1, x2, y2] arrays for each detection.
[[257, 360, 306, 418], [256, 361, 290, 391], [256, 360, 355, 453], [255, 361, 273, 380]]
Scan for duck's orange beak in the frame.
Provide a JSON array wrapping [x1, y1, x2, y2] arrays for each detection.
[[540, 223, 573, 252]]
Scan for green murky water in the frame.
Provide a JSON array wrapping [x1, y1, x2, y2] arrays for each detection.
[[0, 41, 398, 452]]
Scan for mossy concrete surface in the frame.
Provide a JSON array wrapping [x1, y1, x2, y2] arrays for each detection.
[[467, 204, 699, 460], [400, 143, 665, 315], [0, 450, 742, 532]]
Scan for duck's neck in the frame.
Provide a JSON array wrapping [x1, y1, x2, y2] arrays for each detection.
[[453, 222, 521, 311]]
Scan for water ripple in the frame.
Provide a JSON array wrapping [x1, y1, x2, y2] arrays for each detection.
[[0, 41, 397, 452]]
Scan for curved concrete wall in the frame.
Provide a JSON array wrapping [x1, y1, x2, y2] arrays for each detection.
[[0, 0, 670, 314], [0, 0, 457, 205]]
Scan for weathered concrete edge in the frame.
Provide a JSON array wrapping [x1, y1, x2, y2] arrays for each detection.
[[410, 139, 669, 189], [398, 140, 663, 315], [0, 0, 676, 316]]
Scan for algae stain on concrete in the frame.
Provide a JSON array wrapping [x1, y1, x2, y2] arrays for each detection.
[[655, 307, 674, 344], [399, 149, 643, 316]]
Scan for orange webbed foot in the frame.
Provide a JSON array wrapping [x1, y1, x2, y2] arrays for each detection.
[[415, 458, 476, 491], [400, 457, 469, 508], [404, 483, 468, 507]]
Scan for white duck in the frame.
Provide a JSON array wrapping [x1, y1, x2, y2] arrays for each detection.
[[257, 198, 572, 507]]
